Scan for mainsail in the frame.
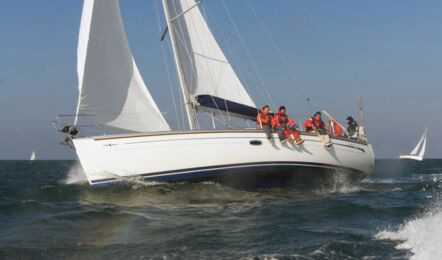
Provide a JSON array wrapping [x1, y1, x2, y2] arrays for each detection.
[[163, 0, 257, 120], [76, 0, 170, 132], [418, 134, 427, 158], [400, 128, 427, 161], [410, 128, 427, 157], [30, 150, 36, 161]]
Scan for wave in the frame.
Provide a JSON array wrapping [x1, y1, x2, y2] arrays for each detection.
[[375, 204, 442, 260], [62, 162, 88, 185]]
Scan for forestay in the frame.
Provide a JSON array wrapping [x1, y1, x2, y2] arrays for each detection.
[[164, 0, 257, 119], [75, 0, 170, 132]]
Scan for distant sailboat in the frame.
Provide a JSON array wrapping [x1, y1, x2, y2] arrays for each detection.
[[30, 150, 36, 161], [400, 128, 427, 161]]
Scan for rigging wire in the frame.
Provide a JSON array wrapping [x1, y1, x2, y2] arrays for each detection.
[[243, 0, 325, 117], [200, 4, 272, 113], [219, 0, 276, 111], [167, 0, 240, 128], [167, 0, 201, 129], [191, 3, 232, 126], [244, 0, 306, 95], [200, 4, 256, 127], [154, 0, 182, 130]]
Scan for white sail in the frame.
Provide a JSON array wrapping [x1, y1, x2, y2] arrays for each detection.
[[75, 0, 170, 132], [400, 128, 427, 161], [164, 0, 255, 110], [410, 135, 423, 155], [418, 135, 427, 159], [409, 128, 427, 155], [30, 150, 36, 161]]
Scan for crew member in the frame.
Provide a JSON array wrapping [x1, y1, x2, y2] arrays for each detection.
[[272, 106, 304, 144], [256, 105, 273, 141], [346, 116, 359, 138], [304, 112, 332, 147], [329, 119, 343, 137]]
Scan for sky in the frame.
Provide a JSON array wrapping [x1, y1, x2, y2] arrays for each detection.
[[0, 0, 441, 159]]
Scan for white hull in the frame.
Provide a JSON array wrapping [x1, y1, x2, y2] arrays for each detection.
[[73, 130, 375, 188], [399, 155, 423, 161]]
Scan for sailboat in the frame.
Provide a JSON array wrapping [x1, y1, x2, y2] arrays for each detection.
[[55, 0, 375, 188], [30, 150, 36, 161], [400, 128, 427, 161]]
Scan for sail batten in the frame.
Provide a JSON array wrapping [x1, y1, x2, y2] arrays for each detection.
[[75, 0, 170, 132], [164, 0, 256, 119]]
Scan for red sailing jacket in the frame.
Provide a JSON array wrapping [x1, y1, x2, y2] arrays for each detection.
[[333, 122, 343, 136], [304, 117, 326, 131], [272, 112, 296, 128], [256, 110, 272, 126]]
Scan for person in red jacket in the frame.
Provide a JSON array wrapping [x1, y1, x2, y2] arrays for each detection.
[[304, 112, 332, 147], [304, 112, 327, 133], [256, 105, 273, 141], [329, 119, 343, 136], [272, 106, 304, 144]]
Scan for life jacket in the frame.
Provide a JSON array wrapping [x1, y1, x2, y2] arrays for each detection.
[[273, 112, 295, 128], [304, 118, 313, 130], [313, 117, 326, 129], [333, 122, 343, 136], [257, 110, 271, 125], [304, 116, 326, 130]]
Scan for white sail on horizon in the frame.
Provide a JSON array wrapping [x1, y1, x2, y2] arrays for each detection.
[[164, 0, 256, 110], [410, 128, 427, 156], [30, 150, 36, 161], [418, 134, 426, 158], [75, 0, 170, 132], [400, 128, 427, 161]]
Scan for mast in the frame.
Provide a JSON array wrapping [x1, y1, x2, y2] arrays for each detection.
[[161, 0, 198, 130]]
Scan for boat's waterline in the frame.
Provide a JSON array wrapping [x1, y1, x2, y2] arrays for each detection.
[[72, 130, 375, 188], [399, 155, 424, 161]]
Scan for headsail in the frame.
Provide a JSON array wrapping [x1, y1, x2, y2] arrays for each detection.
[[418, 134, 427, 158], [163, 0, 257, 120], [410, 128, 427, 156], [30, 150, 36, 161], [76, 0, 170, 132]]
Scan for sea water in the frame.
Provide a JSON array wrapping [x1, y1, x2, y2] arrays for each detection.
[[0, 160, 441, 259]]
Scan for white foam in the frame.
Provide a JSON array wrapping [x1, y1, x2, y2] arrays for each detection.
[[124, 177, 164, 189], [62, 162, 88, 184], [375, 207, 442, 260], [361, 178, 397, 184]]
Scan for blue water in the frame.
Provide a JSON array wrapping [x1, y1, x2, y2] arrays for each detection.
[[0, 160, 441, 259]]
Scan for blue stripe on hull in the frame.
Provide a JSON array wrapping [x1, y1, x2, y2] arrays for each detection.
[[90, 162, 367, 189]]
